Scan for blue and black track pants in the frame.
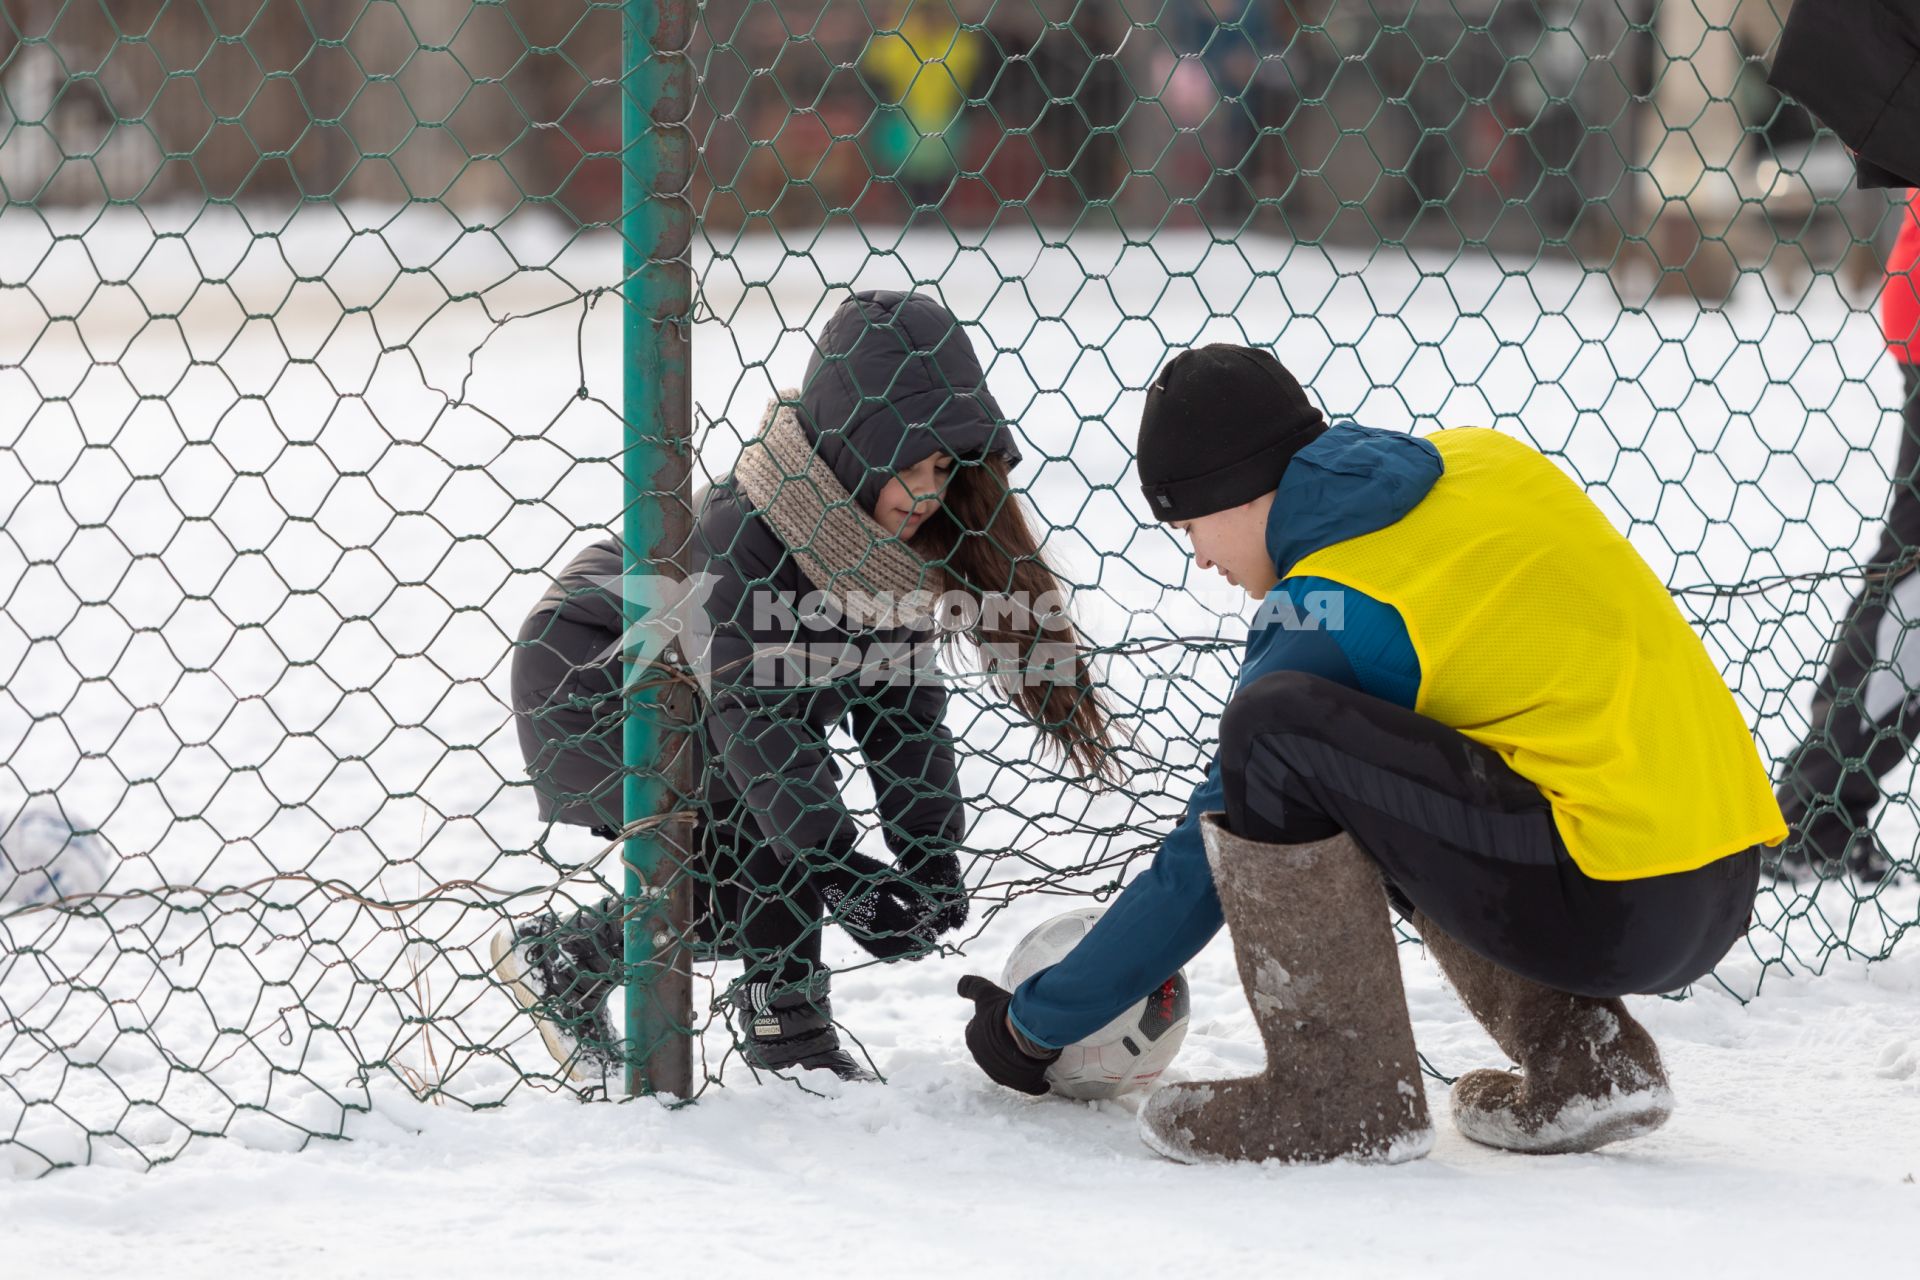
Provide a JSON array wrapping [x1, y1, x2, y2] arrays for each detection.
[[1217, 670, 1763, 998]]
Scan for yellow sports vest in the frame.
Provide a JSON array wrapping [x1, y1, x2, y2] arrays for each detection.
[[1291, 427, 1786, 881]]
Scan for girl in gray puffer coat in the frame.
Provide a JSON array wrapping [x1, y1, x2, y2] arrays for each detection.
[[493, 291, 1117, 1082]]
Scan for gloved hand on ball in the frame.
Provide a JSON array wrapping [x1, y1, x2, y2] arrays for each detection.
[[957, 975, 1059, 1095]]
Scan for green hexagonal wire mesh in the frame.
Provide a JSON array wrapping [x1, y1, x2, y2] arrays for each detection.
[[0, 0, 1914, 1173]]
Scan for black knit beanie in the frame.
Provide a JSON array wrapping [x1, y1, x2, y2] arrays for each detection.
[[1136, 344, 1327, 522]]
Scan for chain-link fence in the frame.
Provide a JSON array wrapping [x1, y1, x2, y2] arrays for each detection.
[[2, 0, 1914, 1175]]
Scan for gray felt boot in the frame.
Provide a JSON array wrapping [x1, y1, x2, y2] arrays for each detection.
[[1138, 813, 1433, 1165], [1415, 913, 1673, 1154]]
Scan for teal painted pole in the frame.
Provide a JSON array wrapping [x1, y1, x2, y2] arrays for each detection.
[[621, 0, 694, 1098]]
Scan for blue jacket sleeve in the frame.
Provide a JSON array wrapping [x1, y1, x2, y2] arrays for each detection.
[[1008, 757, 1227, 1049], [1280, 576, 1421, 710], [1007, 591, 1385, 1049]]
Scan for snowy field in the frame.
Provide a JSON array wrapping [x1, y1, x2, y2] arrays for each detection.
[[2, 203, 1917, 1271], [2, 901, 1916, 1277]]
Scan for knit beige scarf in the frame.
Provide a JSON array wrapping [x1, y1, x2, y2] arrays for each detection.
[[731, 394, 943, 629]]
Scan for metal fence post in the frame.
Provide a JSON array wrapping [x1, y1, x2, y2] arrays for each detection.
[[621, 0, 695, 1099]]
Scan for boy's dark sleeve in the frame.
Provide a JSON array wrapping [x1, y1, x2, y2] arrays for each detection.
[[1005, 611, 1365, 1048], [1007, 757, 1228, 1048]]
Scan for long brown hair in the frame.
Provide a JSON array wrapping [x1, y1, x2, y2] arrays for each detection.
[[911, 453, 1122, 782]]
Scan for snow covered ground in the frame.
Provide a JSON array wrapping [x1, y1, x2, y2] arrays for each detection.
[[2, 204, 1917, 1270], [3, 891, 1916, 1276]]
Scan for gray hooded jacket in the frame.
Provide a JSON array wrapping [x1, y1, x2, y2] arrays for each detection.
[[521, 291, 1020, 873]]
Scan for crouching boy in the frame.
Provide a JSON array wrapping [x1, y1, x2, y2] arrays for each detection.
[[959, 345, 1784, 1162]]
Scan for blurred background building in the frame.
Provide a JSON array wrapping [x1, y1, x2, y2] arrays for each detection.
[[0, 0, 1885, 296]]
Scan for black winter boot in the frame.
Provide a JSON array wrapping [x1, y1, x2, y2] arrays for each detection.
[[491, 900, 624, 1084], [728, 972, 877, 1082]]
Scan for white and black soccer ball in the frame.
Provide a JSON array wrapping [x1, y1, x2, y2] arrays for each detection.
[[1001, 907, 1190, 1100], [1, 801, 114, 908]]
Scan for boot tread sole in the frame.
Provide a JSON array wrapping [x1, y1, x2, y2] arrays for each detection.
[[1452, 1083, 1675, 1155], [491, 929, 604, 1086]]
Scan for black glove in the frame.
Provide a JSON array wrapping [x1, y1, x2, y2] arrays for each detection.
[[814, 850, 942, 960], [898, 848, 968, 935], [957, 976, 1059, 1096]]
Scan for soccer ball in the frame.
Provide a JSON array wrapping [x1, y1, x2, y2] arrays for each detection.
[[1001, 907, 1190, 1100], [1, 801, 114, 908]]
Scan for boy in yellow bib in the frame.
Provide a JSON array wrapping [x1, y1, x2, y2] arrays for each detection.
[[959, 345, 1786, 1163]]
